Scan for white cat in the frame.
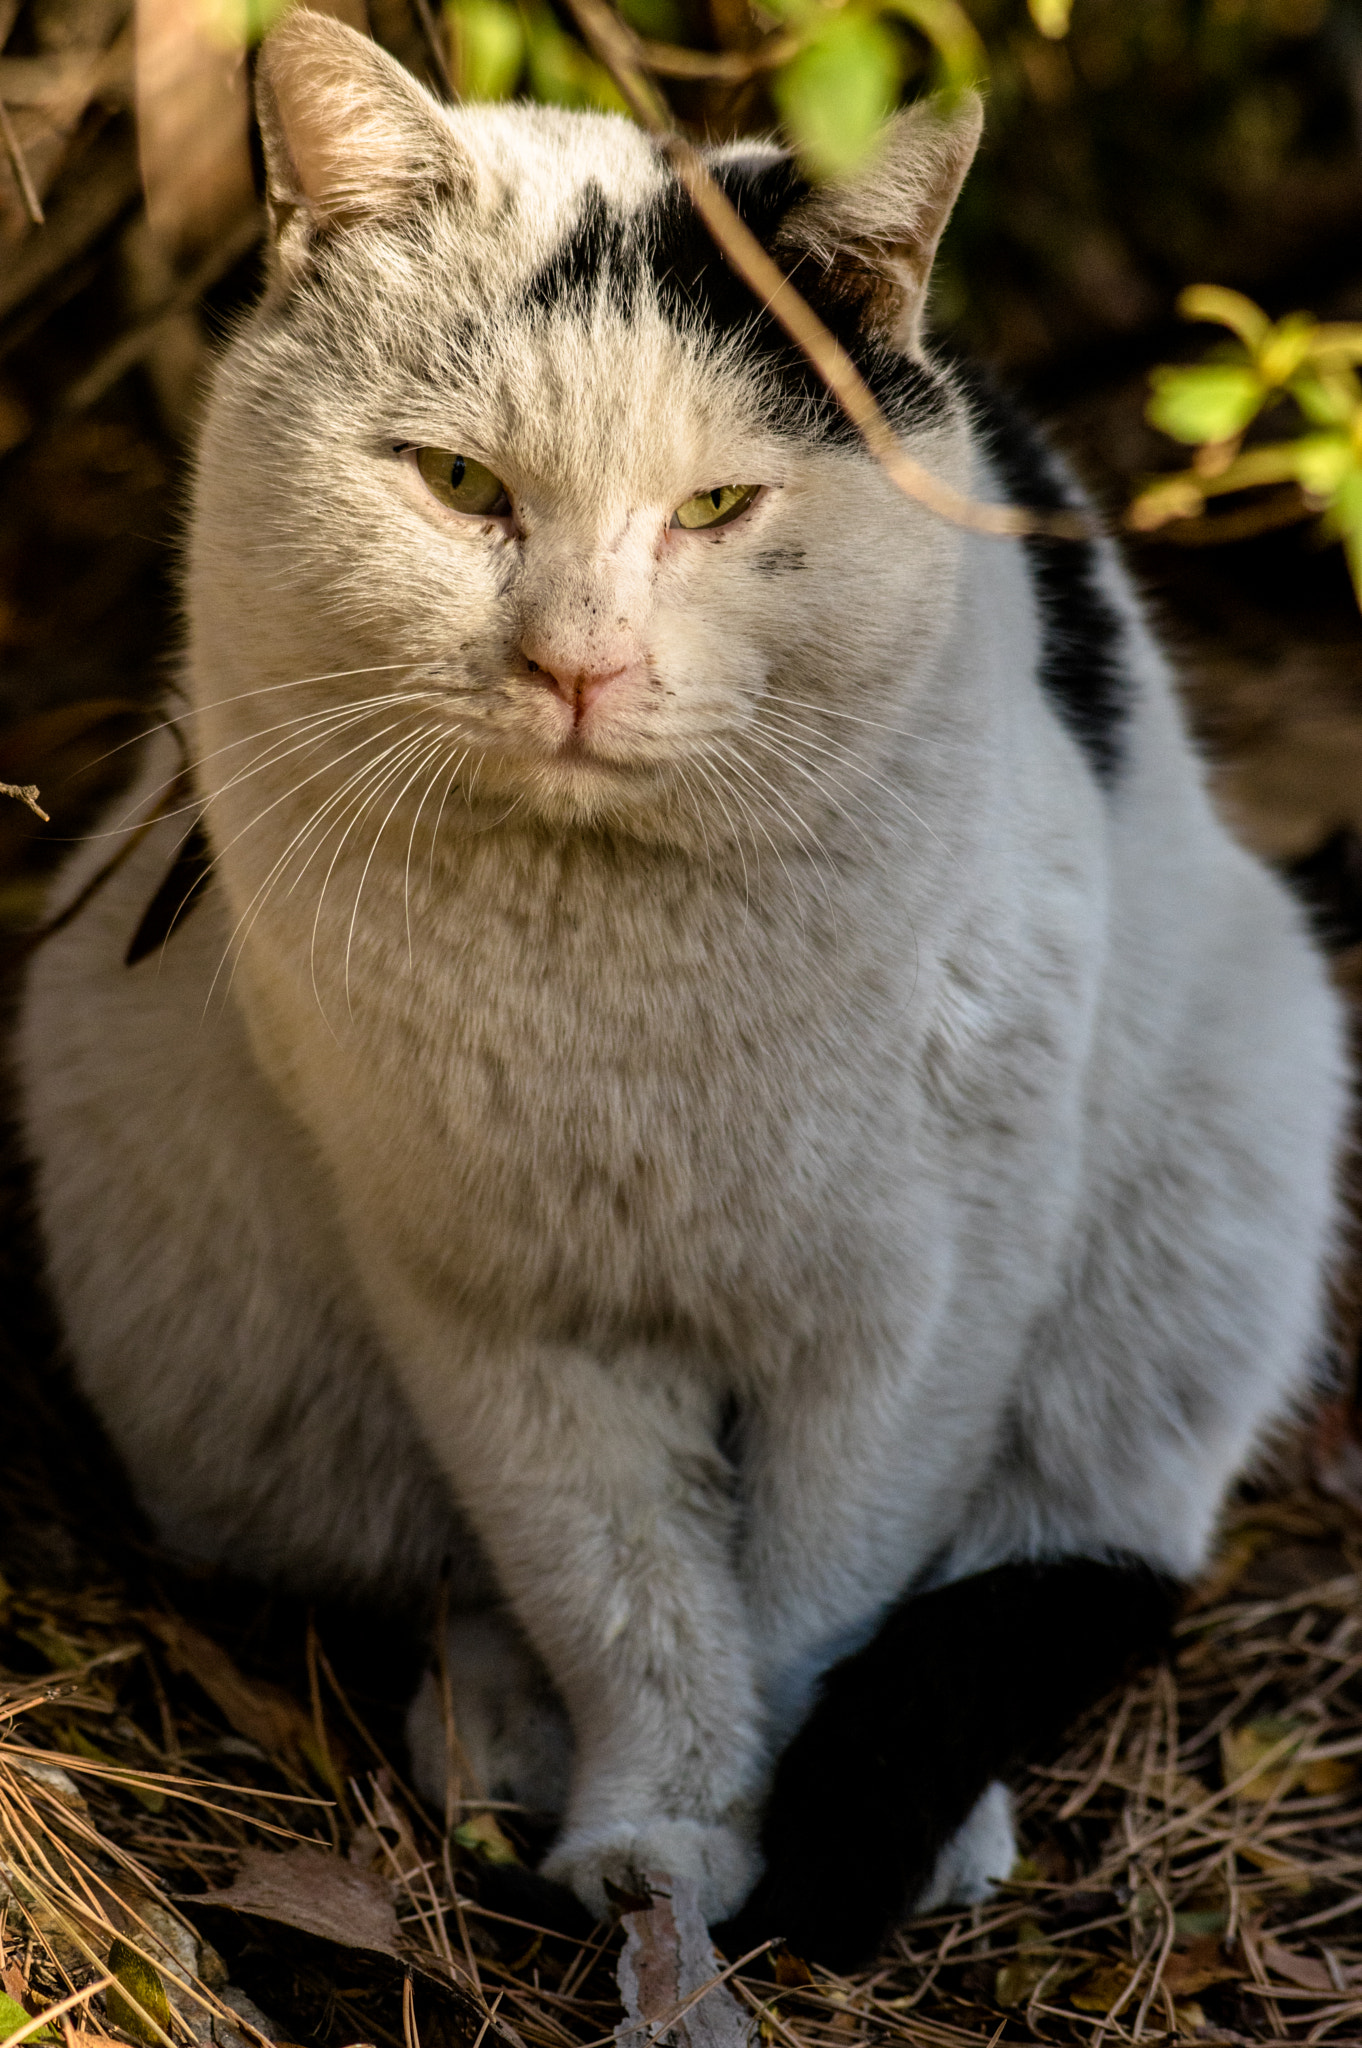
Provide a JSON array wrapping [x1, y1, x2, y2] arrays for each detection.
[[18, 9, 1346, 1966]]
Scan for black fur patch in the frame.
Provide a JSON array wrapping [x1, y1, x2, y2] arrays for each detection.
[[753, 547, 807, 578], [959, 371, 1129, 785], [1284, 828, 1362, 953], [521, 164, 951, 445], [713, 1557, 1178, 1972]]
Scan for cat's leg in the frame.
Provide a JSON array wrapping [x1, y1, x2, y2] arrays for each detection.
[[347, 1281, 765, 1920], [913, 1780, 1016, 1915], [406, 1609, 572, 1816], [715, 1559, 1176, 1969]]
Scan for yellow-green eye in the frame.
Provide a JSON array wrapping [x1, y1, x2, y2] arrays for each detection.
[[672, 484, 760, 531], [416, 447, 511, 517]]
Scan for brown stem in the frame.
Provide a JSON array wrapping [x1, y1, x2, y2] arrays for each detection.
[[0, 96, 44, 226]]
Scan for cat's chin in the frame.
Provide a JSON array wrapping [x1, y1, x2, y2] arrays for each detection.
[[477, 743, 675, 829]]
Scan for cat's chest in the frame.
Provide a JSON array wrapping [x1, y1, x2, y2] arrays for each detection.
[[248, 828, 914, 1330]]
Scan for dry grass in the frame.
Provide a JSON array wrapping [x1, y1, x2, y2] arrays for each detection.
[[4, 1461, 1362, 2048]]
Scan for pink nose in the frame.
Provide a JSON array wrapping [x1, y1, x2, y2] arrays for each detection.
[[524, 652, 627, 723]]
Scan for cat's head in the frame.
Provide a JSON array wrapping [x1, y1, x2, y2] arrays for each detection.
[[190, 9, 981, 842]]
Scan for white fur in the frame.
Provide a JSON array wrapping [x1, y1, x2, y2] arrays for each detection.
[[18, 15, 1347, 1926]]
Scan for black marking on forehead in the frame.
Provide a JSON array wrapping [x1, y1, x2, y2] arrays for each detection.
[[519, 159, 951, 445], [960, 369, 1128, 787]]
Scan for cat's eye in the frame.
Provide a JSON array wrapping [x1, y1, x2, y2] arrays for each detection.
[[416, 447, 512, 518], [672, 484, 760, 531]]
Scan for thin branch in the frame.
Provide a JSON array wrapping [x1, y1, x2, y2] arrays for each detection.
[[559, 0, 1092, 543], [0, 97, 43, 226], [637, 34, 796, 81], [0, 780, 47, 820]]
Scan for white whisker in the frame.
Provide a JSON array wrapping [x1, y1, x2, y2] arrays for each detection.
[[307, 729, 436, 1018], [345, 729, 451, 1012]]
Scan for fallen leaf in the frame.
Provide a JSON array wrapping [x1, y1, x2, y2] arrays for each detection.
[[0, 1992, 55, 2043], [1164, 1934, 1244, 1997], [1070, 1961, 1134, 2015], [197, 1846, 402, 1958], [142, 1615, 314, 1763], [1221, 1719, 1356, 1802], [452, 1812, 519, 1866], [772, 1952, 812, 1989], [105, 1939, 171, 2047], [1260, 1940, 1336, 1992], [995, 1957, 1050, 2007]]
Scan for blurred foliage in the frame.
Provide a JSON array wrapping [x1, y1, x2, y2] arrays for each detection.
[[1134, 286, 1362, 604]]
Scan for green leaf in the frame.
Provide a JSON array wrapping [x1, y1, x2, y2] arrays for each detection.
[[200, 0, 290, 47], [1147, 363, 1266, 445], [446, 0, 524, 99], [1257, 311, 1319, 388], [1332, 469, 1362, 611], [774, 11, 901, 179], [1027, 0, 1072, 35], [1292, 431, 1356, 499], [880, 0, 987, 92], [1177, 284, 1272, 354], [105, 1942, 172, 2048], [453, 1810, 520, 1864], [0, 1993, 56, 2044], [1289, 370, 1356, 430], [523, 4, 628, 112]]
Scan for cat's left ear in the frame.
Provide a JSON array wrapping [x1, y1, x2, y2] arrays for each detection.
[[778, 92, 983, 356]]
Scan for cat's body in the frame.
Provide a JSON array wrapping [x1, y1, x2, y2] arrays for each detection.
[[18, 11, 1347, 1966]]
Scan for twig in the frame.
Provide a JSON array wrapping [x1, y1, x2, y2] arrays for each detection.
[[636, 34, 796, 81], [0, 780, 46, 821], [410, 0, 456, 99], [559, 0, 1092, 544], [0, 98, 43, 226]]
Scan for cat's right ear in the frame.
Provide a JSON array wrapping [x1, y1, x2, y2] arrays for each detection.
[[255, 9, 472, 278]]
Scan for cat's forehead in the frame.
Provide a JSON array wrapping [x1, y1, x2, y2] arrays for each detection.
[[442, 100, 673, 252]]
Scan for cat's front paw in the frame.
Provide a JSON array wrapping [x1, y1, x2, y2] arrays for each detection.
[[542, 1815, 758, 1924]]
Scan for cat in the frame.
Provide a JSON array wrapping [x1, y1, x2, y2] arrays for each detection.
[[18, 6, 1347, 1970]]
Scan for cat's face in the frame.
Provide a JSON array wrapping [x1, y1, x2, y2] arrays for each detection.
[[190, 14, 980, 841]]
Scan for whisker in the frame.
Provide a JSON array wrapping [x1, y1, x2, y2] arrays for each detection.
[[757, 688, 949, 745], [757, 707, 951, 857], [203, 716, 431, 1014], [707, 739, 830, 945], [408, 745, 469, 965], [742, 724, 880, 862], [307, 730, 437, 1019], [75, 662, 429, 794], [426, 744, 473, 891], [687, 744, 754, 917], [345, 730, 452, 1013], [187, 697, 442, 824], [670, 761, 714, 893], [193, 712, 431, 979]]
